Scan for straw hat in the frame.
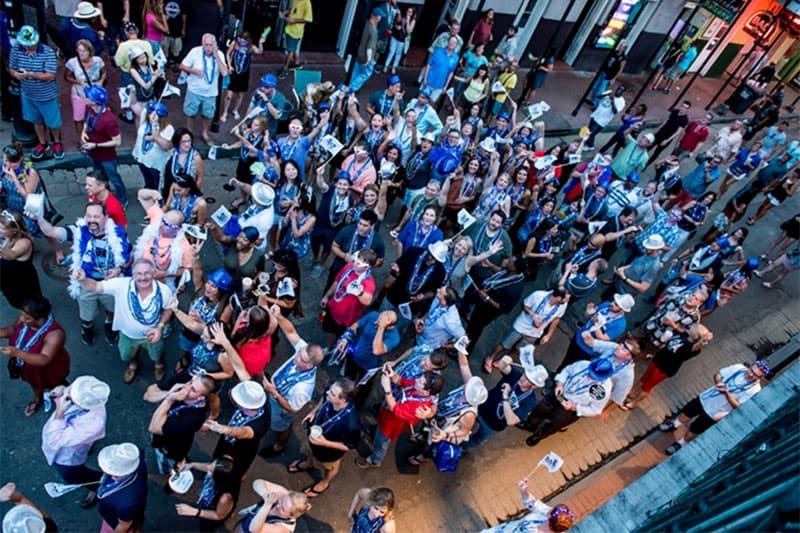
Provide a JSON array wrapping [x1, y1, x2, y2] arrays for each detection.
[[464, 376, 488, 406], [613, 293, 635, 313], [230, 381, 266, 410], [520, 346, 548, 387], [98, 443, 140, 477], [250, 182, 275, 207], [427, 241, 448, 263], [74, 1, 102, 19], [69, 375, 110, 410], [2, 504, 45, 533]]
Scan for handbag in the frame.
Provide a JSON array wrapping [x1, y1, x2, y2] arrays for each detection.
[[7, 357, 21, 379], [37, 176, 63, 225], [431, 440, 461, 472]]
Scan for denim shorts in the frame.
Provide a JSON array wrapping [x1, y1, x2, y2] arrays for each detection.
[[269, 395, 295, 431], [285, 35, 301, 53], [183, 90, 216, 119], [21, 94, 62, 129]]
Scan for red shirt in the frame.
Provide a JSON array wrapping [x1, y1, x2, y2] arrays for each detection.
[[237, 335, 272, 376], [678, 120, 709, 151], [86, 109, 120, 162], [470, 19, 493, 46], [377, 377, 434, 441], [327, 263, 376, 327], [89, 193, 127, 227]]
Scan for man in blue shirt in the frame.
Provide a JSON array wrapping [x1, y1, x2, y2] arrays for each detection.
[[405, 88, 443, 138], [7, 26, 64, 160], [367, 74, 404, 118], [339, 310, 400, 407], [277, 114, 328, 182], [672, 155, 722, 206], [422, 36, 460, 103], [557, 293, 634, 371]]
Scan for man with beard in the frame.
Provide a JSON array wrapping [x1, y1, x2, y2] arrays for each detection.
[[464, 210, 512, 283], [36, 202, 132, 346]]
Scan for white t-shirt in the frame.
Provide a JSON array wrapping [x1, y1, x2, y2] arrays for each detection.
[[100, 277, 174, 339], [699, 364, 761, 420], [512, 290, 567, 338], [132, 109, 175, 171], [64, 56, 105, 97], [555, 360, 613, 418], [181, 47, 227, 98], [589, 340, 635, 407]]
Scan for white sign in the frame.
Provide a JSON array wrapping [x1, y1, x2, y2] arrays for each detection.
[[210, 205, 233, 228], [357, 367, 381, 387], [162, 82, 181, 98], [24, 193, 45, 219], [398, 302, 413, 320], [208, 145, 218, 160], [538, 451, 564, 473], [492, 81, 506, 94], [457, 209, 476, 229], [276, 277, 295, 298], [319, 134, 344, 159], [118, 87, 131, 108]]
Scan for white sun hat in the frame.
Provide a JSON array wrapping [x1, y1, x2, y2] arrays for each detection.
[[69, 375, 110, 410], [98, 443, 140, 477]]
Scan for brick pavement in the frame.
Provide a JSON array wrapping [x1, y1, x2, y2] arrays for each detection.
[[25, 128, 800, 530]]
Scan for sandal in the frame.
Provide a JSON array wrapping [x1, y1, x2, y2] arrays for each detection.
[[123, 364, 139, 384], [303, 482, 329, 498], [482, 357, 494, 374], [408, 454, 426, 466], [154, 363, 166, 382], [24, 400, 42, 417], [287, 458, 312, 474]]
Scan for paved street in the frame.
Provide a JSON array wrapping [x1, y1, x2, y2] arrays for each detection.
[[1, 109, 798, 532]]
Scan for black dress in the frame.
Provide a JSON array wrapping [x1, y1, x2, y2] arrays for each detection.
[[0, 246, 42, 309]]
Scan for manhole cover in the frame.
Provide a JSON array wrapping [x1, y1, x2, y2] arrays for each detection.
[[40, 251, 71, 281]]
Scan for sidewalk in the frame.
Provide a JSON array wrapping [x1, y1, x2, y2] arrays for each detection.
[[31, 53, 797, 171]]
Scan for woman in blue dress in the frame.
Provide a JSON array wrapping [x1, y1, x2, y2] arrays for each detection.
[[281, 193, 317, 260]]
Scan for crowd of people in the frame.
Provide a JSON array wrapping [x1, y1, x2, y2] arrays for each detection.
[[1, 0, 797, 531]]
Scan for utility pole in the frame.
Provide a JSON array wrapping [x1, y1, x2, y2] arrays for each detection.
[[669, 2, 748, 110], [627, 3, 701, 110]]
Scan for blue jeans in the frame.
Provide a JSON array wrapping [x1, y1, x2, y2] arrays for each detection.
[[105, 23, 123, 56], [92, 160, 127, 205], [138, 163, 161, 190], [367, 426, 392, 465], [590, 72, 610, 106], [350, 61, 375, 93]]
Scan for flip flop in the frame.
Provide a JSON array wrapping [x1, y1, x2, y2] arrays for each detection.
[[408, 454, 426, 466], [482, 357, 494, 374], [24, 400, 42, 417], [303, 482, 329, 498], [287, 459, 311, 474]]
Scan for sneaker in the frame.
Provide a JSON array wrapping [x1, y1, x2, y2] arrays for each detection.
[[665, 442, 682, 455], [52, 142, 64, 159], [80, 490, 99, 509], [81, 327, 95, 346], [104, 322, 118, 344], [355, 456, 380, 469], [278, 69, 288, 80], [658, 420, 677, 432], [31, 144, 48, 161]]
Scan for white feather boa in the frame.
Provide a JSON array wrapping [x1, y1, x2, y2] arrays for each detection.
[[68, 218, 128, 299], [134, 222, 186, 279]]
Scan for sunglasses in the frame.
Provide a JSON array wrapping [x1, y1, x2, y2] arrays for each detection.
[[1, 210, 19, 228], [3, 145, 21, 160]]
